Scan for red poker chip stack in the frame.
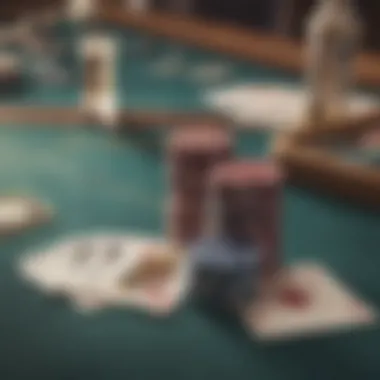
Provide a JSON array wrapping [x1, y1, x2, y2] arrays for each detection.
[[166, 125, 233, 245], [209, 160, 284, 279]]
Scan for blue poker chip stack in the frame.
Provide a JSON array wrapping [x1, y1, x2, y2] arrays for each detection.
[[189, 237, 259, 313]]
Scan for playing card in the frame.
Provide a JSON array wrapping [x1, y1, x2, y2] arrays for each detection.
[[19, 233, 189, 315], [205, 85, 378, 130], [244, 263, 377, 341]]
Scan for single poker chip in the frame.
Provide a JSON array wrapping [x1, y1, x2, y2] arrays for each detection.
[[167, 223, 203, 245], [168, 149, 231, 164], [167, 210, 204, 226], [170, 181, 208, 194], [168, 151, 232, 167], [168, 158, 230, 194], [167, 215, 204, 235], [215, 189, 262, 208], [168, 125, 232, 156], [167, 220, 203, 237], [210, 160, 284, 189], [169, 170, 210, 186], [169, 163, 212, 176], [167, 208, 204, 229], [167, 198, 204, 218], [168, 159, 213, 173], [166, 193, 205, 214], [168, 171, 209, 194]]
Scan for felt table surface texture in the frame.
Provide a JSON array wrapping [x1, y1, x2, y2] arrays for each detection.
[[1, 20, 380, 380]]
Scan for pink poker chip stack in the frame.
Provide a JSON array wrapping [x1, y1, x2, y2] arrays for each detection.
[[166, 125, 233, 245], [209, 160, 284, 279]]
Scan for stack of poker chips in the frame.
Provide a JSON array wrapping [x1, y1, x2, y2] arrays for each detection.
[[166, 125, 233, 246], [190, 237, 259, 314], [190, 161, 283, 314], [209, 161, 283, 281]]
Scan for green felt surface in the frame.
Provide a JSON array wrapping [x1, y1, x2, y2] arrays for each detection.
[[1, 25, 380, 380]]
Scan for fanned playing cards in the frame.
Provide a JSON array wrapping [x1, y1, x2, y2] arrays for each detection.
[[19, 233, 190, 315]]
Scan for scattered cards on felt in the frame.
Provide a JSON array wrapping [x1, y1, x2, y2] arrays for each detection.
[[19, 233, 190, 315]]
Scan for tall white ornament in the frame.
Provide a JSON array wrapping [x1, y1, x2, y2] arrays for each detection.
[[305, 0, 362, 125], [80, 35, 119, 128], [66, 0, 97, 21]]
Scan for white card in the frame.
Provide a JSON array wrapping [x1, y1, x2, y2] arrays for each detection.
[[19, 233, 188, 315], [206, 84, 379, 130]]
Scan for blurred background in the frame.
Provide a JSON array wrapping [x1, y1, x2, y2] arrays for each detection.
[[1, 0, 380, 51]]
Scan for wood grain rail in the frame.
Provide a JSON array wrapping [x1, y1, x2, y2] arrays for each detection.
[[100, 7, 380, 88], [276, 144, 380, 208], [0, 105, 228, 128], [0, 106, 85, 125], [291, 110, 380, 144], [273, 110, 380, 208]]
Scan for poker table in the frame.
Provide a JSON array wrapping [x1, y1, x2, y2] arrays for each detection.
[[1, 10, 380, 380]]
